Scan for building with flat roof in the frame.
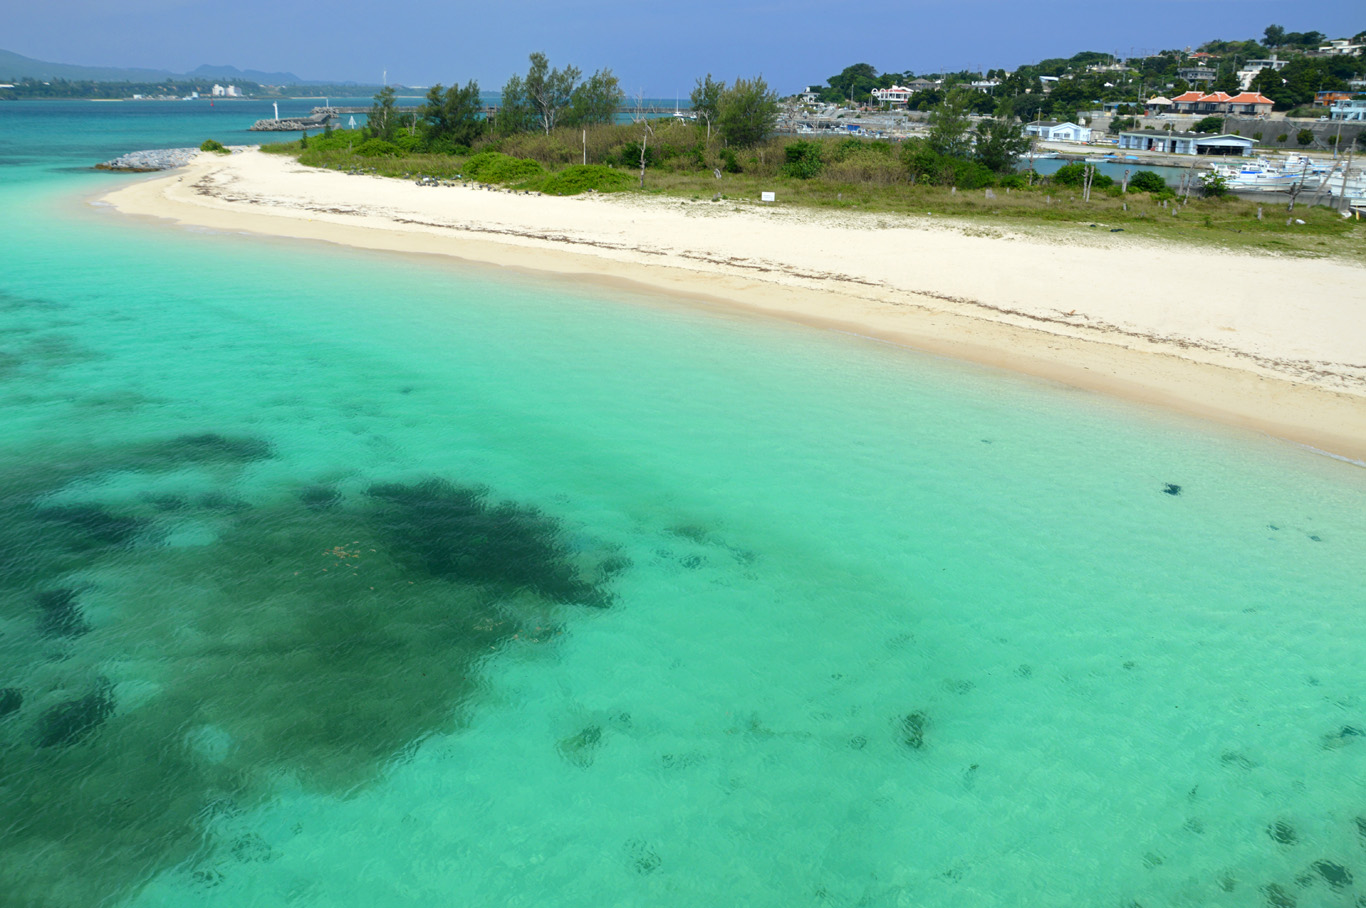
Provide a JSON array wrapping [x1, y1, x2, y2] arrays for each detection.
[[1329, 98, 1366, 121], [1117, 130, 1256, 156]]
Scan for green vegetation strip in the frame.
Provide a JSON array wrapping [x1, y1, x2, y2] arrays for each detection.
[[262, 125, 1364, 263]]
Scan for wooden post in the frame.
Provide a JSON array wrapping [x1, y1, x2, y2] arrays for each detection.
[[1340, 148, 1355, 211]]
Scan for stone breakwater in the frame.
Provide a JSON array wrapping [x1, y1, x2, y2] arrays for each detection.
[[249, 114, 331, 132], [96, 148, 199, 172]]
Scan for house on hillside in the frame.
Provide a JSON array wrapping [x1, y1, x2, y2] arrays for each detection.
[[1025, 120, 1092, 143], [871, 86, 913, 105], [1329, 98, 1366, 121], [1116, 130, 1256, 156], [1177, 65, 1217, 85], [1170, 91, 1272, 115], [1316, 90, 1353, 106], [1317, 39, 1364, 56], [1145, 96, 1173, 115], [1237, 55, 1287, 90], [1225, 92, 1274, 115]]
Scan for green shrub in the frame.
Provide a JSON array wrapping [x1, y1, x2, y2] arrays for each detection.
[[355, 138, 401, 157], [1296, 129, 1313, 146], [199, 139, 228, 154], [1200, 172, 1230, 197], [1193, 115, 1224, 134], [302, 128, 364, 153], [614, 140, 655, 169], [1050, 163, 1114, 189], [821, 141, 903, 185], [997, 173, 1027, 189], [1128, 170, 1167, 193], [1277, 133, 1288, 143], [719, 147, 742, 173], [538, 165, 634, 196], [901, 140, 996, 188], [781, 141, 823, 179], [463, 151, 545, 184]]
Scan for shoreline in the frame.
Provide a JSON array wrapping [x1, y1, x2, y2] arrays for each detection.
[[93, 148, 1366, 463]]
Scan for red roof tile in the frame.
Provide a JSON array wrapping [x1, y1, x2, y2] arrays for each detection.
[[1171, 91, 1205, 102], [1227, 92, 1273, 104]]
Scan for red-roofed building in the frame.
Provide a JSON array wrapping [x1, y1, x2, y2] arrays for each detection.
[[1171, 91, 1271, 115], [1226, 92, 1274, 115]]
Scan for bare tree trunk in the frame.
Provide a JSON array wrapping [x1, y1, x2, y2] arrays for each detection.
[[639, 129, 648, 189], [1287, 161, 1310, 211]]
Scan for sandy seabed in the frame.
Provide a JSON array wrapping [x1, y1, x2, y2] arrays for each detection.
[[96, 148, 1366, 462]]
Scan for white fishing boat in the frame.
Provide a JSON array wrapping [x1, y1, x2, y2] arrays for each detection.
[[1207, 155, 1335, 192]]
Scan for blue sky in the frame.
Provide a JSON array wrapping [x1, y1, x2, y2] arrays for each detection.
[[7, 0, 1362, 92]]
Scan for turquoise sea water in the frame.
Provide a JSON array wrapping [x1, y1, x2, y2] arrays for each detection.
[[1, 101, 1365, 908]]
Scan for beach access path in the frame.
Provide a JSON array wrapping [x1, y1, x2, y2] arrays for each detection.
[[97, 147, 1366, 461]]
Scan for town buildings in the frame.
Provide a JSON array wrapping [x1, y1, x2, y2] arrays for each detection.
[[1168, 91, 1274, 116]]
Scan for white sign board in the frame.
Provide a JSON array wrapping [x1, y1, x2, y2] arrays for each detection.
[[761, 191, 776, 202]]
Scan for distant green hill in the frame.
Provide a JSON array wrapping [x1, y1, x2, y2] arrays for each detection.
[[0, 48, 305, 84]]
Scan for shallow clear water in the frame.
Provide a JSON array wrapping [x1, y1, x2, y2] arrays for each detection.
[[1, 101, 1364, 908]]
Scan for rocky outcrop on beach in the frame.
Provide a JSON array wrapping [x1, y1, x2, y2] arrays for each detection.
[[95, 148, 199, 172]]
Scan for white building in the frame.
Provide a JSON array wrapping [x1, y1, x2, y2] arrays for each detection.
[[1329, 98, 1366, 121], [1237, 55, 1288, 90], [1317, 39, 1364, 56], [870, 85, 913, 105], [1024, 120, 1092, 143], [1117, 130, 1255, 156]]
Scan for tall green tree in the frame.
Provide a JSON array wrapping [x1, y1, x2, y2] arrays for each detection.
[[495, 74, 534, 135], [522, 52, 581, 134], [820, 63, 879, 104], [926, 88, 973, 158], [421, 80, 484, 148], [716, 75, 779, 148], [690, 73, 724, 142], [1264, 24, 1286, 47], [565, 68, 622, 127], [367, 85, 399, 140], [1212, 71, 1240, 94], [974, 118, 1031, 173]]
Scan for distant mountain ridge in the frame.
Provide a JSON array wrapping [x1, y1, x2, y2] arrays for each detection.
[[0, 48, 311, 84]]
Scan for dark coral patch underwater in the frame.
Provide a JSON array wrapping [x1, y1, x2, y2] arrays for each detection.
[[0, 436, 618, 908]]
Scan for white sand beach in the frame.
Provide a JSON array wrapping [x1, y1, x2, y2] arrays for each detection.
[[97, 148, 1366, 460]]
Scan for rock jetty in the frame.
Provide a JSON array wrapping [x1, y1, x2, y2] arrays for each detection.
[[249, 114, 330, 132], [95, 148, 199, 172]]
